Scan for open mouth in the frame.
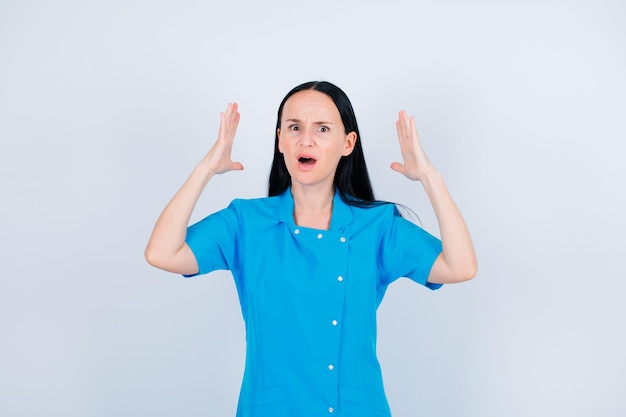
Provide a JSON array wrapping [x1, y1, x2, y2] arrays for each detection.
[[297, 154, 317, 167], [298, 157, 316, 165]]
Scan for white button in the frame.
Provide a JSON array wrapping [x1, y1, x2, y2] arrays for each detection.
[[294, 229, 300, 235], [328, 364, 334, 370], [337, 276, 343, 282], [317, 233, 323, 239], [328, 407, 335, 413], [332, 320, 338, 326], [340, 237, 346, 242]]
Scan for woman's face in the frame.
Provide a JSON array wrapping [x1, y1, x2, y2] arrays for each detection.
[[277, 90, 356, 192]]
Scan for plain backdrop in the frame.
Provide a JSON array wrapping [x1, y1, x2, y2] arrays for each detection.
[[1, 0, 625, 416]]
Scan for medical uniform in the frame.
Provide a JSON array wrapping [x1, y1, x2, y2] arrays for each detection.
[[185, 188, 442, 417]]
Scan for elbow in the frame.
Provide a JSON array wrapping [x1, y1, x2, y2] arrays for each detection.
[[429, 257, 478, 285], [429, 253, 478, 285], [446, 259, 478, 284], [461, 262, 478, 282], [144, 246, 157, 267], [456, 259, 478, 283], [144, 245, 164, 269], [144, 244, 197, 276]]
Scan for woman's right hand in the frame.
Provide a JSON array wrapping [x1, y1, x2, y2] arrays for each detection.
[[202, 102, 244, 174], [145, 102, 244, 275]]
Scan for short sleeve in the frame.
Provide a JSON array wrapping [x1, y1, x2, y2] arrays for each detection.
[[183, 202, 239, 278], [378, 206, 443, 290]]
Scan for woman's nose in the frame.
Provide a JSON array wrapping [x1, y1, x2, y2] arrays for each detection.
[[300, 129, 315, 147]]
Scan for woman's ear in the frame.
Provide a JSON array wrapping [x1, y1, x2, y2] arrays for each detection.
[[343, 131, 357, 156], [277, 128, 283, 153]]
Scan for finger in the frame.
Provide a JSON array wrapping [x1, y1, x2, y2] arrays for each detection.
[[396, 119, 403, 141], [396, 117, 408, 143], [397, 110, 411, 141], [390, 162, 405, 175], [223, 103, 240, 140], [232, 110, 240, 132], [230, 161, 244, 171], [402, 112, 412, 138], [225, 110, 240, 139], [409, 115, 420, 143], [218, 111, 227, 142], [227, 102, 239, 123], [225, 102, 237, 115]]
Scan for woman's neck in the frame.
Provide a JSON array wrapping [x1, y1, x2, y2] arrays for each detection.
[[291, 184, 334, 230]]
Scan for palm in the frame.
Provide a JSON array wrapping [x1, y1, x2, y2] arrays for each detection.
[[206, 102, 244, 174], [390, 111, 434, 181]]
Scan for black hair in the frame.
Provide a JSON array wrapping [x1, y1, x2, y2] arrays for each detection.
[[268, 81, 379, 207]]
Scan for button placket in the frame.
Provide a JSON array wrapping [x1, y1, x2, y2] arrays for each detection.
[[330, 234, 348, 414], [316, 229, 348, 414]]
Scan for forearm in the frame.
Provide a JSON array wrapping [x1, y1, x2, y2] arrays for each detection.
[[144, 159, 215, 267], [421, 170, 477, 282]]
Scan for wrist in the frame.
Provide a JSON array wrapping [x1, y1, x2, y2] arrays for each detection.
[[194, 158, 217, 183], [418, 169, 442, 184]]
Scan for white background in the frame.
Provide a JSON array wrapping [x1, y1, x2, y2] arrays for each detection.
[[1, 0, 625, 416]]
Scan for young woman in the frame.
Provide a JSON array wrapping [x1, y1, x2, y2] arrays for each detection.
[[145, 81, 477, 417]]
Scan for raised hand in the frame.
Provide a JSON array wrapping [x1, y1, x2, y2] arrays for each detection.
[[390, 111, 436, 181], [144, 102, 244, 275], [389, 110, 477, 284], [203, 102, 244, 175]]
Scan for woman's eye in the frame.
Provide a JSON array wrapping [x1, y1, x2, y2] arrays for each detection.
[[319, 126, 329, 133], [289, 125, 300, 131]]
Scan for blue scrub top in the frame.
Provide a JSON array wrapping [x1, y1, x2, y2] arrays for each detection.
[[185, 188, 442, 417]]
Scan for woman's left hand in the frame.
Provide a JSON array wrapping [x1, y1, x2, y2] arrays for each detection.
[[390, 111, 436, 181], [391, 111, 478, 284]]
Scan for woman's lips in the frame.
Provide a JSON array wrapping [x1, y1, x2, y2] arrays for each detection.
[[297, 153, 317, 171]]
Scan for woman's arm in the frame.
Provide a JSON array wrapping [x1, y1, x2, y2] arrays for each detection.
[[144, 103, 243, 275], [391, 111, 477, 284]]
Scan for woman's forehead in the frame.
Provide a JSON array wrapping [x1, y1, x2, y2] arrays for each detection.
[[282, 90, 340, 121]]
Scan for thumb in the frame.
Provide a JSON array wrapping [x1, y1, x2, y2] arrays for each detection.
[[390, 162, 405, 175], [231, 161, 244, 171]]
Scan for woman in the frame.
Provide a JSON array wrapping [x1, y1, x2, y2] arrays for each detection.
[[145, 81, 477, 416]]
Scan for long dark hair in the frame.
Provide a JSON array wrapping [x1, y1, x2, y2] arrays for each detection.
[[268, 81, 378, 206]]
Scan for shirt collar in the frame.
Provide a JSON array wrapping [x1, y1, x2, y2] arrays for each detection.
[[277, 187, 354, 230]]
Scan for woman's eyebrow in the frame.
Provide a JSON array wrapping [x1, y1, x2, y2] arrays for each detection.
[[285, 118, 334, 125]]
